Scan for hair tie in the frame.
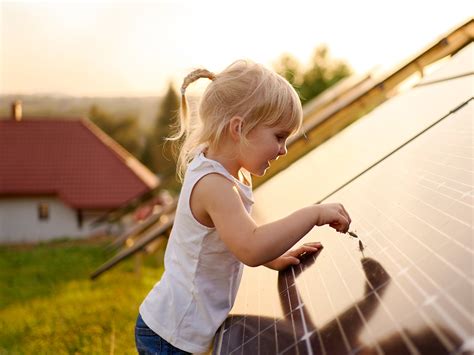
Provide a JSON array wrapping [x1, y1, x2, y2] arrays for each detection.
[[181, 69, 215, 96]]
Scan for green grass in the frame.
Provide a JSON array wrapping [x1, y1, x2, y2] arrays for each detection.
[[0, 237, 164, 354]]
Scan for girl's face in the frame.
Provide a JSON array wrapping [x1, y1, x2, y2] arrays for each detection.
[[238, 123, 291, 176]]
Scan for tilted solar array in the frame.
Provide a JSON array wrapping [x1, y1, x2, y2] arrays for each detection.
[[213, 43, 473, 355]]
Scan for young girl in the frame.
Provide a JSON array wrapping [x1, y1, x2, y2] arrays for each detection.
[[135, 60, 351, 354]]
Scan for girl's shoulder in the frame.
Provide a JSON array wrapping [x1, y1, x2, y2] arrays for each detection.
[[186, 152, 254, 206]]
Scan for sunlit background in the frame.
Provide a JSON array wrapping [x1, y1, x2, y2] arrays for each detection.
[[1, 0, 472, 97]]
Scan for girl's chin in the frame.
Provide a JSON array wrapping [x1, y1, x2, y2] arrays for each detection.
[[247, 162, 270, 177], [256, 166, 270, 177], [248, 168, 267, 177]]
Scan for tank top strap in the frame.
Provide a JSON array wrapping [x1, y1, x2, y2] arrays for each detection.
[[187, 152, 254, 209]]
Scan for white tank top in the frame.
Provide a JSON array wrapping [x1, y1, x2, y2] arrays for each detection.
[[139, 150, 254, 353]]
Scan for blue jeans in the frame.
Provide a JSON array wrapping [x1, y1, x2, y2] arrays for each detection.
[[135, 314, 190, 355]]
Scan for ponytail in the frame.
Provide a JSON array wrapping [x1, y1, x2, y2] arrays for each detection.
[[168, 68, 215, 181]]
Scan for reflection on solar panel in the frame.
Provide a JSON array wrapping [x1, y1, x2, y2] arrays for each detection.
[[213, 46, 473, 354]]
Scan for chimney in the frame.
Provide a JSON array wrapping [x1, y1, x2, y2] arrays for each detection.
[[11, 100, 22, 122]]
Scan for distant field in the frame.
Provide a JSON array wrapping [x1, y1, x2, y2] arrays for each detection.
[[0, 236, 164, 354]]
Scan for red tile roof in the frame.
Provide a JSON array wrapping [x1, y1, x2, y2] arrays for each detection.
[[0, 118, 159, 209]]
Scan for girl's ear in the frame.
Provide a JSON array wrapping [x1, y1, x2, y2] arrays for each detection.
[[229, 116, 243, 142]]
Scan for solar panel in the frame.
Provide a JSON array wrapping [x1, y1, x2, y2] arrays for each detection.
[[253, 43, 474, 222], [213, 46, 473, 354]]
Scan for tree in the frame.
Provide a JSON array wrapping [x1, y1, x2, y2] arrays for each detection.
[[142, 83, 180, 190], [273, 53, 300, 88], [88, 105, 143, 158], [274, 45, 352, 105]]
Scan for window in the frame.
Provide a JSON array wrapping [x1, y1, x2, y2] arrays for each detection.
[[38, 203, 49, 220], [77, 209, 83, 229]]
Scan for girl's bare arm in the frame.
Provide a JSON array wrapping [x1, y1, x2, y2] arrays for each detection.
[[194, 173, 351, 267]]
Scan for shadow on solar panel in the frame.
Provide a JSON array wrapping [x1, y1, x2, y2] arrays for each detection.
[[215, 253, 465, 354]]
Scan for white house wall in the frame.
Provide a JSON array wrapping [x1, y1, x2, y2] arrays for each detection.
[[0, 197, 99, 243]]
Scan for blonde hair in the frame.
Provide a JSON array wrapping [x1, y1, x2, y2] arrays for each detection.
[[170, 59, 303, 181]]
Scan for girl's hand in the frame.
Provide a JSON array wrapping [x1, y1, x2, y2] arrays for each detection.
[[265, 242, 323, 271], [315, 203, 351, 233]]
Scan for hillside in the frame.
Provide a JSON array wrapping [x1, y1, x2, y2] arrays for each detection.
[[0, 94, 162, 129]]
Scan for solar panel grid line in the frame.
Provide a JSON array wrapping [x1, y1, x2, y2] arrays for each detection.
[[431, 151, 474, 164], [417, 291, 473, 343], [347, 226, 461, 351], [413, 171, 473, 211], [359, 182, 473, 285], [397, 181, 473, 233], [240, 277, 251, 354], [434, 125, 473, 135], [418, 168, 473, 191], [350, 208, 473, 341], [460, 190, 473, 200], [257, 320, 277, 355], [323, 242, 386, 354], [298, 255, 328, 355], [436, 239, 473, 280], [315, 97, 473, 204], [356, 206, 473, 328], [416, 175, 473, 207], [332, 261, 419, 354], [440, 281, 474, 328], [419, 155, 473, 174], [224, 316, 245, 353], [257, 270, 261, 355], [229, 317, 278, 354], [344, 211, 455, 351], [273, 318, 279, 355], [222, 316, 246, 354], [262, 272, 280, 353], [366, 176, 474, 279], [289, 267, 314, 355], [281, 272, 302, 354], [225, 274, 283, 354], [313, 264, 353, 353], [214, 328, 224, 354], [356, 189, 470, 290], [432, 148, 474, 161], [427, 140, 473, 150], [275, 316, 298, 355], [414, 160, 472, 186], [415, 256, 474, 322], [265, 278, 280, 355], [378, 169, 473, 253], [334, 231, 400, 354]]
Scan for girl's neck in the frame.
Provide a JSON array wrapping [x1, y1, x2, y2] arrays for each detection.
[[204, 145, 242, 181]]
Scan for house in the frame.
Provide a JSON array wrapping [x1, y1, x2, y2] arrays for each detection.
[[0, 101, 159, 243]]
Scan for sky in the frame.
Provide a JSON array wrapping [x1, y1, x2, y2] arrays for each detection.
[[0, 0, 472, 97]]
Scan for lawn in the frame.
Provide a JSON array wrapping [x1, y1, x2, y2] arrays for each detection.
[[0, 236, 164, 354]]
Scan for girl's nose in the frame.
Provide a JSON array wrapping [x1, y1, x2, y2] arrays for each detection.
[[278, 144, 287, 156]]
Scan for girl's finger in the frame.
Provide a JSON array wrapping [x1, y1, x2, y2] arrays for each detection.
[[290, 256, 300, 265], [341, 205, 351, 225], [294, 246, 320, 258], [304, 242, 322, 248], [288, 248, 305, 257]]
